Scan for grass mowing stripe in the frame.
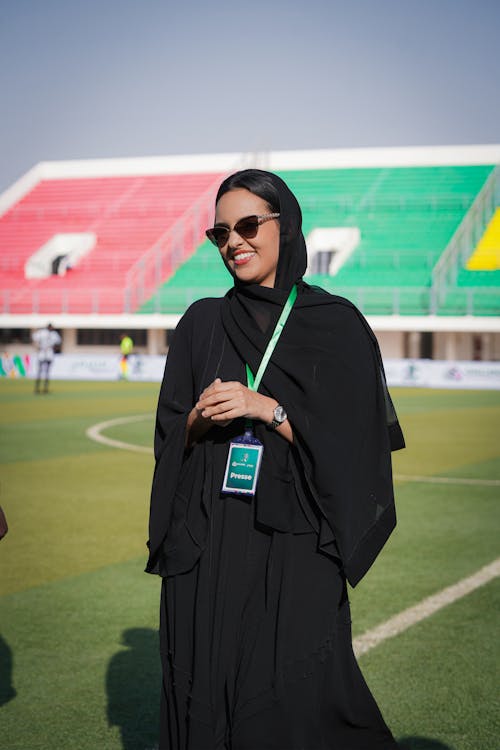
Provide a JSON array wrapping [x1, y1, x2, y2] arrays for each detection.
[[86, 435, 500, 488], [395, 474, 500, 486], [353, 556, 500, 657], [0, 450, 153, 596]]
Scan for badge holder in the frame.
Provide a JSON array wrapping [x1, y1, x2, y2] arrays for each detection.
[[220, 284, 297, 499], [221, 422, 264, 499]]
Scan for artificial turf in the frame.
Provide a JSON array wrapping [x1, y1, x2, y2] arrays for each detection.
[[0, 380, 499, 749]]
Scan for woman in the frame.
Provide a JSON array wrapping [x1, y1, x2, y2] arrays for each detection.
[[146, 169, 405, 750]]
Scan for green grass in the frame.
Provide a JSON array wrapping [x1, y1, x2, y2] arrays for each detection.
[[0, 380, 499, 749]]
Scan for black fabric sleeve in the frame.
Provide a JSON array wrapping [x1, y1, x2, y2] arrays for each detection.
[[284, 305, 397, 587], [145, 307, 196, 574]]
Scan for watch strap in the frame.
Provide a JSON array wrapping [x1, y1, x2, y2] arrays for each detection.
[[268, 404, 286, 430]]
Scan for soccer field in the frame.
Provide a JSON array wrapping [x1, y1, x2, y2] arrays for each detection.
[[0, 380, 499, 750]]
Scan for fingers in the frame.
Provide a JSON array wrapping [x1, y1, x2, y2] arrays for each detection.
[[199, 396, 243, 419], [197, 378, 229, 403], [196, 380, 269, 424], [207, 379, 241, 394], [204, 379, 243, 395], [210, 410, 240, 423], [200, 390, 263, 422], [197, 377, 221, 401], [196, 380, 245, 410]]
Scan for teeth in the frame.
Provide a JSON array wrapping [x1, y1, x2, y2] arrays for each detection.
[[233, 252, 254, 261]]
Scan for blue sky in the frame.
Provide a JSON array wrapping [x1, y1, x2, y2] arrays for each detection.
[[1, 0, 499, 192]]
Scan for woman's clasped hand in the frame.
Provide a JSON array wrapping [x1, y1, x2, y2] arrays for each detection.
[[196, 377, 277, 427]]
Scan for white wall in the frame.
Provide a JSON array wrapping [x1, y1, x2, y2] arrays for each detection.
[[373, 330, 405, 359]]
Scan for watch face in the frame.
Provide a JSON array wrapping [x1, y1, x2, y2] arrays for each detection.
[[274, 405, 287, 423]]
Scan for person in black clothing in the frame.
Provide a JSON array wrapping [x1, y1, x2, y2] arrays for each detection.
[[146, 169, 405, 750]]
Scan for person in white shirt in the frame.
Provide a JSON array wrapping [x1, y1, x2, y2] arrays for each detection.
[[32, 323, 62, 394]]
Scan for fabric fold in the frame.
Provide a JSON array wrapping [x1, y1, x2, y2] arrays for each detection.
[[147, 168, 403, 748], [217, 170, 405, 586]]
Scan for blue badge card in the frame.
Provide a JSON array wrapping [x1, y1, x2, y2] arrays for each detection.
[[221, 430, 263, 497]]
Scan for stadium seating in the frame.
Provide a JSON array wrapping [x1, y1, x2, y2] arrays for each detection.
[[0, 173, 224, 313], [141, 165, 497, 315], [1, 164, 498, 316]]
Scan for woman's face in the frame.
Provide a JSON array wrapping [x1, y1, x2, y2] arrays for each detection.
[[214, 188, 280, 288]]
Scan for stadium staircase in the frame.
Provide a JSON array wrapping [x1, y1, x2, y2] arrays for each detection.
[[431, 165, 500, 315]]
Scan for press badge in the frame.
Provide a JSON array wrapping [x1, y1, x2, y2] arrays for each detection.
[[221, 428, 263, 497]]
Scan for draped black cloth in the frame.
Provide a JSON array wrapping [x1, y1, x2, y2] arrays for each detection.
[[146, 170, 404, 749]]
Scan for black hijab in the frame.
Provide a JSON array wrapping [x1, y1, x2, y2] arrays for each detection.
[[219, 169, 405, 586]]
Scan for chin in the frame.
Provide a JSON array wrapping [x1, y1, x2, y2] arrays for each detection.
[[234, 269, 259, 284]]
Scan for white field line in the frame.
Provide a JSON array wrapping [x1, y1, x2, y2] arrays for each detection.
[[85, 414, 152, 454], [395, 474, 500, 487], [86, 416, 500, 658], [86, 417, 500, 488], [353, 557, 500, 657]]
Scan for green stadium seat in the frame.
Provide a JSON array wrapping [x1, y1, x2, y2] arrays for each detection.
[[139, 165, 496, 316]]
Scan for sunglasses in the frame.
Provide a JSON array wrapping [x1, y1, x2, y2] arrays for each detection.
[[205, 213, 280, 249]]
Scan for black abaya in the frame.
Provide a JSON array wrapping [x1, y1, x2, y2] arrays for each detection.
[[148, 299, 399, 749], [146, 170, 404, 749]]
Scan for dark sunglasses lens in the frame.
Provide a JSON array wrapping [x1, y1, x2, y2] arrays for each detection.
[[234, 216, 259, 239], [206, 228, 229, 248], [206, 215, 260, 247]]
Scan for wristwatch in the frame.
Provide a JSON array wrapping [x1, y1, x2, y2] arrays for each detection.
[[268, 404, 287, 430]]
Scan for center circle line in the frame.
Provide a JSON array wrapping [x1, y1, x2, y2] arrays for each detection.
[[86, 414, 152, 454]]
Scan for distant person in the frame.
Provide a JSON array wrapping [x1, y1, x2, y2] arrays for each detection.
[[119, 333, 134, 380], [32, 323, 61, 394]]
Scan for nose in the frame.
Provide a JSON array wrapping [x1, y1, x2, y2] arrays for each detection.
[[227, 227, 245, 250]]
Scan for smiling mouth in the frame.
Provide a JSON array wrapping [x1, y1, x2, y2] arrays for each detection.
[[232, 251, 256, 265]]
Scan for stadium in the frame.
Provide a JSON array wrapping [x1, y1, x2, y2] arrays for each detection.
[[1, 144, 499, 750], [1, 144, 500, 374]]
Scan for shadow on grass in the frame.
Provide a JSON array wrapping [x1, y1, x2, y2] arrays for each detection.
[[0, 634, 16, 706], [399, 739, 455, 749], [106, 627, 161, 750], [103, 632, 458, 750]]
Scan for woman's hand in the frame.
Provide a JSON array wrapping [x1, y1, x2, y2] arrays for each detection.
[[184, 380, 224, 447], [196, 378, 276, 426]]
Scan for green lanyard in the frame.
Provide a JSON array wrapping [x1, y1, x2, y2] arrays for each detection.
[[245, 284, 297, 399]]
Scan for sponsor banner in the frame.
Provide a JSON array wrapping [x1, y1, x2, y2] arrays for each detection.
[[0, 353, 166, 382], [1, 353, 500, 389], [384, 359, 500, 389], [0, 353, 32, 378]]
